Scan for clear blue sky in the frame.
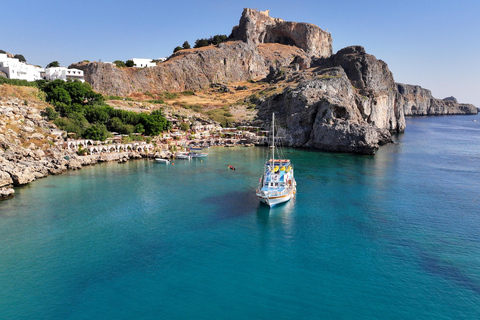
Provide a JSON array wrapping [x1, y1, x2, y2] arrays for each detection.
[[3, 0, 479, 107]]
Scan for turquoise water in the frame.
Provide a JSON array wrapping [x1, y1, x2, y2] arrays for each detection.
[[1, 114, 479, 319]]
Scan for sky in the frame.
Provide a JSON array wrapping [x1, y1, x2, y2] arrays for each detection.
[[3, 0, 479, 107]]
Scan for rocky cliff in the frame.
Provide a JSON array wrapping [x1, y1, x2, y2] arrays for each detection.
[[72, 41, 309, 96], [71, 8, 332, 96], [257, 46, 401, 154], [396, 83, 478, 115]]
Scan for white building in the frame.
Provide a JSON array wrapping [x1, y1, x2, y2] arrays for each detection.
[[45, 67, 85, 82], [132, 58, 156, 68], [0, 53, 44, 81]]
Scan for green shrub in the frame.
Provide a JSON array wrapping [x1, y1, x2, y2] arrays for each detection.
[[114, 60, 126, 68], [14, 54, 26, 62], [146, 99, 165, 104], [42, 107, 58, 120], [181, 90, 195, 96], [162, 92, 178, 99], [46, 61, 60, 68], [186, 104, 202, 112], [205, 108, 234, 127], [83, 124, 109, 140], [180, 122, 190, 131], [0, 77, 38, 87]]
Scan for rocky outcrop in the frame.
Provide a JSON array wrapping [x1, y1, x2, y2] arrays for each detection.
[[72, 41, 309, 96], [396, 83, 478, 115], [256, 46, 405, 154], [258, 66, 393, 155], [314, 46, 405, 133], [230, 8, 332, 58], [71, 8, 332, 96]]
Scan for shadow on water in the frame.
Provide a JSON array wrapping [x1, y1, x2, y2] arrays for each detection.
[[391, 238, 480, 296], [418, 249, 480, 296], [203, 190, 260, 220]]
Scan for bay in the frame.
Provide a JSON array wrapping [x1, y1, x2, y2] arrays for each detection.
[[1, 114, 479, 319]]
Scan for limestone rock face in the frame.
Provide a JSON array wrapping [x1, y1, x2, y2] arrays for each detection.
[[315, 46, 405, 133], [230, 8, 333, 58], [72, 41, 309, 96], [397, 83, 478, 115], [258, 67, 392, 155]]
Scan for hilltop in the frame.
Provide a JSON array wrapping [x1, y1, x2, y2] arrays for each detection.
[[71, 8, 477, 154]]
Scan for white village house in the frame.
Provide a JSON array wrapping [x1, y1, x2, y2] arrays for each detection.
[[44, 67, 85, 82], [0, 53, 85, 83], [0, 53, 44, 81], [132, 58, 156, 68]]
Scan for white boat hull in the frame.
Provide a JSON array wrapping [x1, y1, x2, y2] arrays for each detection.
[[154, 158, 170, 164], [190, 153, 208, 158], [257, 186, 296, 207]]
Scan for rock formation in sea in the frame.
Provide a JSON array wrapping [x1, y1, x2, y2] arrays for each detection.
[[256, 46, 401, 154], [396, 84, 477, 115]]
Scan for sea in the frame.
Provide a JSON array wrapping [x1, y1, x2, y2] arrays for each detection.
[[1, 114, 479, 319]]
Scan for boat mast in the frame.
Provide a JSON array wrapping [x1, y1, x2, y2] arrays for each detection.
[[271, 113, 275, 167]]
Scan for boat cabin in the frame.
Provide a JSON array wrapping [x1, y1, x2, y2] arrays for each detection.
[[262, 159, 293, 189]]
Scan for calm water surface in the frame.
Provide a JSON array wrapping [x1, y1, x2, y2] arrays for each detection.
[[1, 114, 479, 319]]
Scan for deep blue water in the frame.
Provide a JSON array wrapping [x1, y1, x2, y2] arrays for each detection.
[[1, 114, 479, 319]]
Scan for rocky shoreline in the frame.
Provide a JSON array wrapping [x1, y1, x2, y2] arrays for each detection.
[[0, 90, 158, 200]]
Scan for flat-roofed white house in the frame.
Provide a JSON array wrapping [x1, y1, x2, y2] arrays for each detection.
[[0, 53, 44, 81], [132, 58, 156, 68], [45, 67, 85, 82]]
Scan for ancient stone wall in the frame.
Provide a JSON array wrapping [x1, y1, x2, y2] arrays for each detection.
[[230, 8, 332, 58]]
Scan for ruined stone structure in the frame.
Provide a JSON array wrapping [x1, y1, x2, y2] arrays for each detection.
[[230, 8, 333, 58]]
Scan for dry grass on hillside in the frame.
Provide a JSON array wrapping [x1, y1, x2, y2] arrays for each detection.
[[107, 79, 290, 125], [0, 84, 48, 109]]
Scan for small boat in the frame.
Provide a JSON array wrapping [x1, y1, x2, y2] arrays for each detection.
[[175, 152, 191, 160], [189, 147, 208, 158], [228, 165, 236, 170], [154, 158, 170, 164], [256, 113, 296, 207]]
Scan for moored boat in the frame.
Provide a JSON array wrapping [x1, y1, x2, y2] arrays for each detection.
[[189, 147, 208, 158], [154, 158, 170, 164], [256, 113, 296, 207], [175, 152, 191, 160]]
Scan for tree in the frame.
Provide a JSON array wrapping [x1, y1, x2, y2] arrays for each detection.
[[14, 54, 26, 62], [173, 46, 183, 53], [125, 60, 134, 67], [135, 123, 145, 134], [182, 41, 191, 49], [194, 38, 209, 48], [114, 60, 126, 68], [211, 35, 227, 45], [83, 124, 109, 140], [42, 107, 58, 120], [0, 50, 6, 54], [49, 87, 72, 106], [180, 122, 190, 131], [46, 61, 60, 68]]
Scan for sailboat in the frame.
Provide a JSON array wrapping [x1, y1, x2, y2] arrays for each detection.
[[256, 113, 296, 207]]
